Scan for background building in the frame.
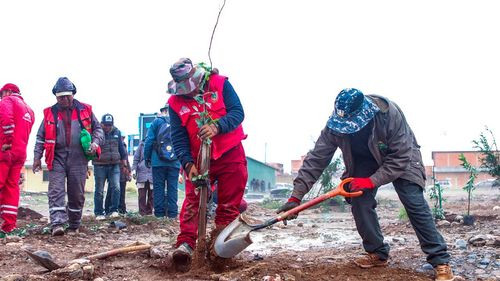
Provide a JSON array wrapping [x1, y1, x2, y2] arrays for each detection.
[[246, 157, 277, 193], [431, 151, 495, 188], [291, 155, 306, 176]]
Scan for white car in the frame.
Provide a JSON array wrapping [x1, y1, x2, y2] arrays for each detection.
[[244, 193, 269, 204]]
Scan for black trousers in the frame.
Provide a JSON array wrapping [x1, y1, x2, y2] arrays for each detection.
[[351, 178, 450, 266]]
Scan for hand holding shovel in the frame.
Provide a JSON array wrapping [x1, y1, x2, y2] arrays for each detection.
[[214, 178, 362, 258]]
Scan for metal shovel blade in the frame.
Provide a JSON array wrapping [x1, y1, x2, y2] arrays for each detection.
[[24, 249, 62, 271], [214, 214, 255, 258]]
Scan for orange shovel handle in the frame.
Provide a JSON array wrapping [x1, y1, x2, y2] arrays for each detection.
[[277, 178, 362, 221]]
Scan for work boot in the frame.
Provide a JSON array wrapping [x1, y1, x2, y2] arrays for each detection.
[[172, 242, 193, 272], [435, 264, 462, 281], [353, 253, 388, 268], [51, 226, 65, 236]]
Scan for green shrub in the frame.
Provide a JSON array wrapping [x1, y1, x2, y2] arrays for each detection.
[[398, 207, 408, 221]]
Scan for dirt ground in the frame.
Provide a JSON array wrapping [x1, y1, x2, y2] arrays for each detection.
[[1, 189, 499, 281]]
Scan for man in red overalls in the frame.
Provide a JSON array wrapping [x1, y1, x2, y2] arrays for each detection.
[[0, 83, 35, 234], [167, 58, 248, 271]]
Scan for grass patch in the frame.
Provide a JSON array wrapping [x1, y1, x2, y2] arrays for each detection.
[[398, 207, 408, 221], [259, 199, 283, 210]]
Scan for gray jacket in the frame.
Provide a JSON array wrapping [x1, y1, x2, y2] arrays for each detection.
[[34, 100, 104, 168], [132, 141, 153, 183], [292, 95, 426, 201]]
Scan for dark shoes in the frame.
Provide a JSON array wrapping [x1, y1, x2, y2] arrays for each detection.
[[51, 226, 65, 236]]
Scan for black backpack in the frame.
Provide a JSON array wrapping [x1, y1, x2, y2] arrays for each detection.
[[155, 116, 177, 161]]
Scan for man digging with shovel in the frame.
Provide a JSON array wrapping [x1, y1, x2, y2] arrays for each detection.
[[167, 58, 247, 272], [277, 89, 461, 281]]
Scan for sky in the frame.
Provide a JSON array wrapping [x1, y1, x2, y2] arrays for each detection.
[[1, 0, 499, 172]]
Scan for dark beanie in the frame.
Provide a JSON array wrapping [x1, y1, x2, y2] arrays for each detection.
[[52, 77, 77, 95]]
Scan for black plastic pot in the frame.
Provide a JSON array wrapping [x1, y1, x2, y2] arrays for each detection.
[[463, 215, 475, 226]]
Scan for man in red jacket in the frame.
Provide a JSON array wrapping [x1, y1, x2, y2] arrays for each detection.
[[0, 83, 35, 234], [167, 58, 248, 271]]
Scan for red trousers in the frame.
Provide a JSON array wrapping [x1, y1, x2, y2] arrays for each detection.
[[0, 153, 24, 232], [176, 143, 248, 249]]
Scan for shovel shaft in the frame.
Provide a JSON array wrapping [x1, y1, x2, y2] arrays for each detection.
[[277, 178, 361, 221], [86, 244, 151, 260]]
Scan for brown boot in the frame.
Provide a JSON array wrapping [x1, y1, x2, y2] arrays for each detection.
[[435, 264, 463, 281], [353, 253, 388, 268]]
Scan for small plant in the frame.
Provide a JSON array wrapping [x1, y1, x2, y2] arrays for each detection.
[[259, 199, 283, 210], [398, 207, 408, 221], [473, 127, 500, 185], [459, 153, 478, 225], [316, 157, 346, 212], [428, 179, 445, 220]]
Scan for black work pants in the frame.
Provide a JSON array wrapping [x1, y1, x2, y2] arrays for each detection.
[[351, 178, 450, 266]]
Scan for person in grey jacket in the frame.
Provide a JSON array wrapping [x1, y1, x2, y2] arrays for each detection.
[[33, 77, 104, 236], [277, 89, 458, 281], [132, 140, 153, 215]]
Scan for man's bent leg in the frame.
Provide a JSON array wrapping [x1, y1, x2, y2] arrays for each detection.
[[394, 179, 450, 266], [176, 179, 199, 250], [351, 187, 390, 260]]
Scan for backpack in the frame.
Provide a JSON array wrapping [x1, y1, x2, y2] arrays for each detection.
[[155, 116, 177, 161]]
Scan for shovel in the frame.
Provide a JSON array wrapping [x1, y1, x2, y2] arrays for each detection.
[[25, 241, 151, 271], [214, 178, 362, 258]]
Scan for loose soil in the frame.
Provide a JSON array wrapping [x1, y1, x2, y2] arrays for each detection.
[[1, 189, 499, 281]]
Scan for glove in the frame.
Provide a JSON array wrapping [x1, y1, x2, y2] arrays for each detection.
[[276, 197, 301, 223], [145, 159, 152, 169], [350, 177, 375, 191], [199, 124, 219, 141]]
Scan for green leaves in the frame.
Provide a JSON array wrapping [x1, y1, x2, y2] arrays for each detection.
[[459, 153, 478, 216], [473, 126, 500, 182], [428, 178, 445, 220], [194, 95, 205, 104], [192, 171, 209, 182]]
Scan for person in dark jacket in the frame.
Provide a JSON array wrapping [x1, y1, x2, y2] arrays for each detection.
[[144, 105, 181, 219], [132, 140, 154, 215], [277, 89, 458, 281], [106, 135, 131, 215], [117, 137, 131, 214], [92, 114, 128, 220]]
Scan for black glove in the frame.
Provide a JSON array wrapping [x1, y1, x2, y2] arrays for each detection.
[[145, 159, 152, 169], [276, 200, 300, 223]]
